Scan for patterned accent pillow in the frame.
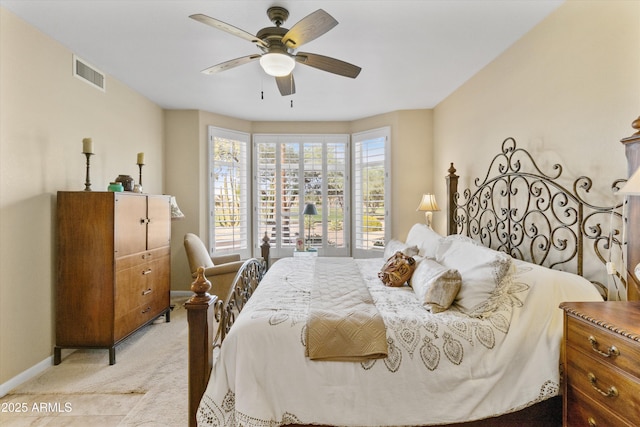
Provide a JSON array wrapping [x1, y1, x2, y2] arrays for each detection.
[[410, 259, 462, 313], [435, 235, 513, 317], [378, 251, 417, 287]]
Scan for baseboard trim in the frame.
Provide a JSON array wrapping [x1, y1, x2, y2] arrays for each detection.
[[0, 356, 52, 398], [171, 290, 193, 298]]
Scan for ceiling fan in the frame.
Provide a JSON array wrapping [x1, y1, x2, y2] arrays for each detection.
[[190, 6, 362, 96]]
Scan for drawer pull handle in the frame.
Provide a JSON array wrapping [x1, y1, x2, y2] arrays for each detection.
[[142, 269, 152, 275], [588, 335, 620, 357], [588, 417, 597, 427], [142, 253, 152, 259], [141, 306, 151, 314], [142, 288, 152, 296], [587, 372, 618, 398]]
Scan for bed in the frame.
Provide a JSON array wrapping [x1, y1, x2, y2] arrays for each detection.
[[185, 135, 633, 427]]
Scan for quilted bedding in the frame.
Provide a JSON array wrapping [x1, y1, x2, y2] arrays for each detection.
[[306, 257, 388, 361], [197, 256, 602, 427]]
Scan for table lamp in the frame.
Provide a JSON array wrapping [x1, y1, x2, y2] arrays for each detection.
[[416, 194, 440, 228], [303, 203, 318, 250]]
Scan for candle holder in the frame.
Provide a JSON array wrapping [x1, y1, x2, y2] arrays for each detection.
[[83, 152, 94, 191], [137, 163, 144, 188]]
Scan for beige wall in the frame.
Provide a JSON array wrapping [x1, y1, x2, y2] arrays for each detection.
[[432, 0, 640, 233], [0, 8, 164, 385], [167, 110, 433, 290]]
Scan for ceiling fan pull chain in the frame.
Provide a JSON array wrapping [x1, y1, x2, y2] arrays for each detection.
[[291, 100, 293, 108]]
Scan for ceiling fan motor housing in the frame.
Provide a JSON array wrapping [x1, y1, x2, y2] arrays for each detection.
[[267, 7, 289, 26], [256, 26, 290, 51]]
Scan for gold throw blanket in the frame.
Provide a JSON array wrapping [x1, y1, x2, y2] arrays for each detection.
[[306, 258, 388, 361]]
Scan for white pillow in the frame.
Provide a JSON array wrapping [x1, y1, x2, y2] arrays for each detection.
[[383, 239, 404, 260], [383, 239, 419, 261], [405, 223, 443, 259], [436, 235, 513, 317], [410, 259, 462, 313]]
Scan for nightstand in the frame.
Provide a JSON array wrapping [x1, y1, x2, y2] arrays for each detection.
[[560, 301, 640, 427], [293, 249, 318, 257]]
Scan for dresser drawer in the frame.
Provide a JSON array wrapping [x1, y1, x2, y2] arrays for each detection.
[[114, 296, 168, 342], [115, 255, 170, 318], [566, 315, 640, 380], [115, 246, 170, 271], [566, 385, 634, 427], [566, 345, 640, 425]]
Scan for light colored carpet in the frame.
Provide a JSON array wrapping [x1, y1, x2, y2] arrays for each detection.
[[0, 297, 194, 426]]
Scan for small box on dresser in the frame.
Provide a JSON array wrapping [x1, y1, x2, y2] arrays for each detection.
[[560, 301, 640, 427], [55, 191, 171, 365]]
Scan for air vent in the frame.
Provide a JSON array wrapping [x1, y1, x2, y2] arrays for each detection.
[[73, 55, 105, 92]]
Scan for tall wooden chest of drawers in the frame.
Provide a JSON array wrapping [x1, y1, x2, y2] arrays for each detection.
[[560, 301, 640, 426], [55, 191, 171, 364]]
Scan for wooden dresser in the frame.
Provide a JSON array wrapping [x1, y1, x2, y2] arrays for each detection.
[[55, 191, 171, 365], [560, 301, 640, 426]]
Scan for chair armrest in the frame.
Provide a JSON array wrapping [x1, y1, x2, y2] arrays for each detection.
[[211, 254, 241, 264], [195, 260, 246, 277]]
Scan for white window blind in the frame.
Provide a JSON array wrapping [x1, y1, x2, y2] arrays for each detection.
[[352, 127, 390, 257], [208, 126, 250, 258], [254, 134, 349, 258]]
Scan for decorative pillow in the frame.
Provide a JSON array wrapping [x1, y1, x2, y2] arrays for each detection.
[[406, 223, 443, 259], [378, 251, 417, 287], [435, 235, 513, 317], [410, 259, 462, 313], [383, 239, 419, 261]]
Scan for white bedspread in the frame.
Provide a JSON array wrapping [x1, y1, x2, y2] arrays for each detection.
[[197, 257, 602, 426]]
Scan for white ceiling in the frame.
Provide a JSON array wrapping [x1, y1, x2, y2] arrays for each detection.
[[1, 0, 564, 122]]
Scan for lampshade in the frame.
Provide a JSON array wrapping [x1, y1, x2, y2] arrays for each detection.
[[260, 53, 295, 77], [303, 203, 318, 216], [618, 168, 640, 195], [170, 196, 185, 220], [416, 194, 440, 212]]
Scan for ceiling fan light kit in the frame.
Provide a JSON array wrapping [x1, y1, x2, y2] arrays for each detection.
[[190, 7, 361, 96], [260, 53, 295, 77]]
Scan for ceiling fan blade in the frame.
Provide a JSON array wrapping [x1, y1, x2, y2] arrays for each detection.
[[295, 52, 361, 78], [190, 14, 268, 49], [276, 74, 296, 96], [282, 9, 338, 49], [201, 54, 261, 75]]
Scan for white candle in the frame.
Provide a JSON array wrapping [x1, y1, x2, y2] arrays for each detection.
[[82, 138, 93, 154], [137, 152, 145, 165]]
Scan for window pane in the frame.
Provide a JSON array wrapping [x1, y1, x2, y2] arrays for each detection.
[[280, 143, 300, 247], [303, 142, 322, 249], [209, 127, 249, 257], [326, 142, 346, 249], [256, 142, 277, 247], [354, 129, 388, 254]]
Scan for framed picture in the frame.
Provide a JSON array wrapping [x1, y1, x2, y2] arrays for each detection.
[[296, 238, 304, 251]]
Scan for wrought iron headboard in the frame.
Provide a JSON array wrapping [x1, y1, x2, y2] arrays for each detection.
[[446, 138, 626, 298]]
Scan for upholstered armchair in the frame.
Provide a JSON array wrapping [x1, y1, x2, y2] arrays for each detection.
[[183, 233, 245, 304]]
